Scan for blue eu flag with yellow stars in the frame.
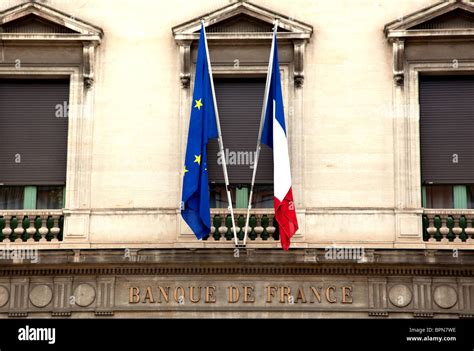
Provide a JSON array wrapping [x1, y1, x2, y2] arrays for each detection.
[[181, 24, 218, 239]]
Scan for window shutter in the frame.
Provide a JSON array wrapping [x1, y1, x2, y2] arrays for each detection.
[[207, 78, 273, 184], [0, 79, 69, 185], [419, 76, 474, 184]]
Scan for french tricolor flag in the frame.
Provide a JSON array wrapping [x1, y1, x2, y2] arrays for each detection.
[[260, 30, 299, 250]]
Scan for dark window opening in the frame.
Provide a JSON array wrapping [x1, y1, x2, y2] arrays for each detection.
[[0, 79, 69, 186], [419, 75, 474, 209], [207, 77, 274, 208], [425, 185, 453, 209], [0, 186, 24, 210], [37, 186, 64, 209]]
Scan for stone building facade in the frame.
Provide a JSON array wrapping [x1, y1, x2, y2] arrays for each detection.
[[0, 0, 473, 318]]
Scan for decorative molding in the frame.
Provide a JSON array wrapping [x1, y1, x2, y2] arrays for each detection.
[[0, 1, 103, 39], [95, 311, 114, 316], [1, 264, 474, 277], [174, 5, 311, 230], [51, 311, 71, 317], [392, 39, 405, 86], [8, 312, 28, 317], [384, 0, 474, 39], [0, 258, 471, 317], [414, 312, 434, 318], [0, 1, 103, 88], [391, 61, 474, 217], [0, 67, 95, 237], [385, 0, 474, 86], [368, 278, 388, 310], [293, 40, 306, 88], [83, 41, 97, 89], [460, 314, 474, 319], [172, 1, 312, 41], [179, 40, 192, 88], [172, 1, 313, 88], [368, 311, 389, 317]]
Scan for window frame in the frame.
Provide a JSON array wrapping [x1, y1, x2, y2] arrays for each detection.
[[0, 66, 93, 239], [406, 62, 474, 208], [178, 61, 301, 238], [173, 3, 312, 240]]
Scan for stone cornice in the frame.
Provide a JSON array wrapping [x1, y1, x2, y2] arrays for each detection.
[[0, 1, 103, 88], [384, 0, 474, 41], [172, 1, 312, 41], [0, 249, 473, 277], [0, 1, 103, 42], [172, 1, 312, 88], [0, 264, 473, 277], [384, 0, 474, 85]]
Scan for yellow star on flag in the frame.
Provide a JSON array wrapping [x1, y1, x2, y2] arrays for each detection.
[[194, 99, 203, 110], [184, 166, 189, 174], [194, 154, 201, 166]]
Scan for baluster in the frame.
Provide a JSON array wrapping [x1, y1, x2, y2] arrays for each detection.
[[439, 215, 449, 243], [39, 216, 48, 242], [14, 216, 25, 242], [24, 216, 35, 242], [217, 212, 227, 241], [426, 214, 437, 242], [267, 214, 276, 240], [26, 215, 36, 242], [2, 216, 12, 243], [50, 215, 61, 242], [254, 214, 264, 240], [13, 216, 25, 242], [453, 215, 464, 242]]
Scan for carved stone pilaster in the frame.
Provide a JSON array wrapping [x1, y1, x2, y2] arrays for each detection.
[[9, 278, 29, 316], [52, 277, 73, 313], [179, 40, 192, 88], [368, 278, 388, 310], [392, 39, 405, 86], [83, 41, 97, 89], [95, 277, 115, 315], [413, 277, 432, 311], [293, 40, 306, 88], [458, 279, 474, 314]]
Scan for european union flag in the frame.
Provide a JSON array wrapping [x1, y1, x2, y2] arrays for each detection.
[[181, 25, 218, 239]]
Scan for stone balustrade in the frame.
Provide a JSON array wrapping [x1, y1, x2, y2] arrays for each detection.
[[0, 211, 64, 243], [423, 209, 474, 243], [206, 209, 278, 241]]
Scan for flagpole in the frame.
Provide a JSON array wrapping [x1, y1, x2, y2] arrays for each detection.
[[243, 20, 278, 246], [202, 20, 239, 246]]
